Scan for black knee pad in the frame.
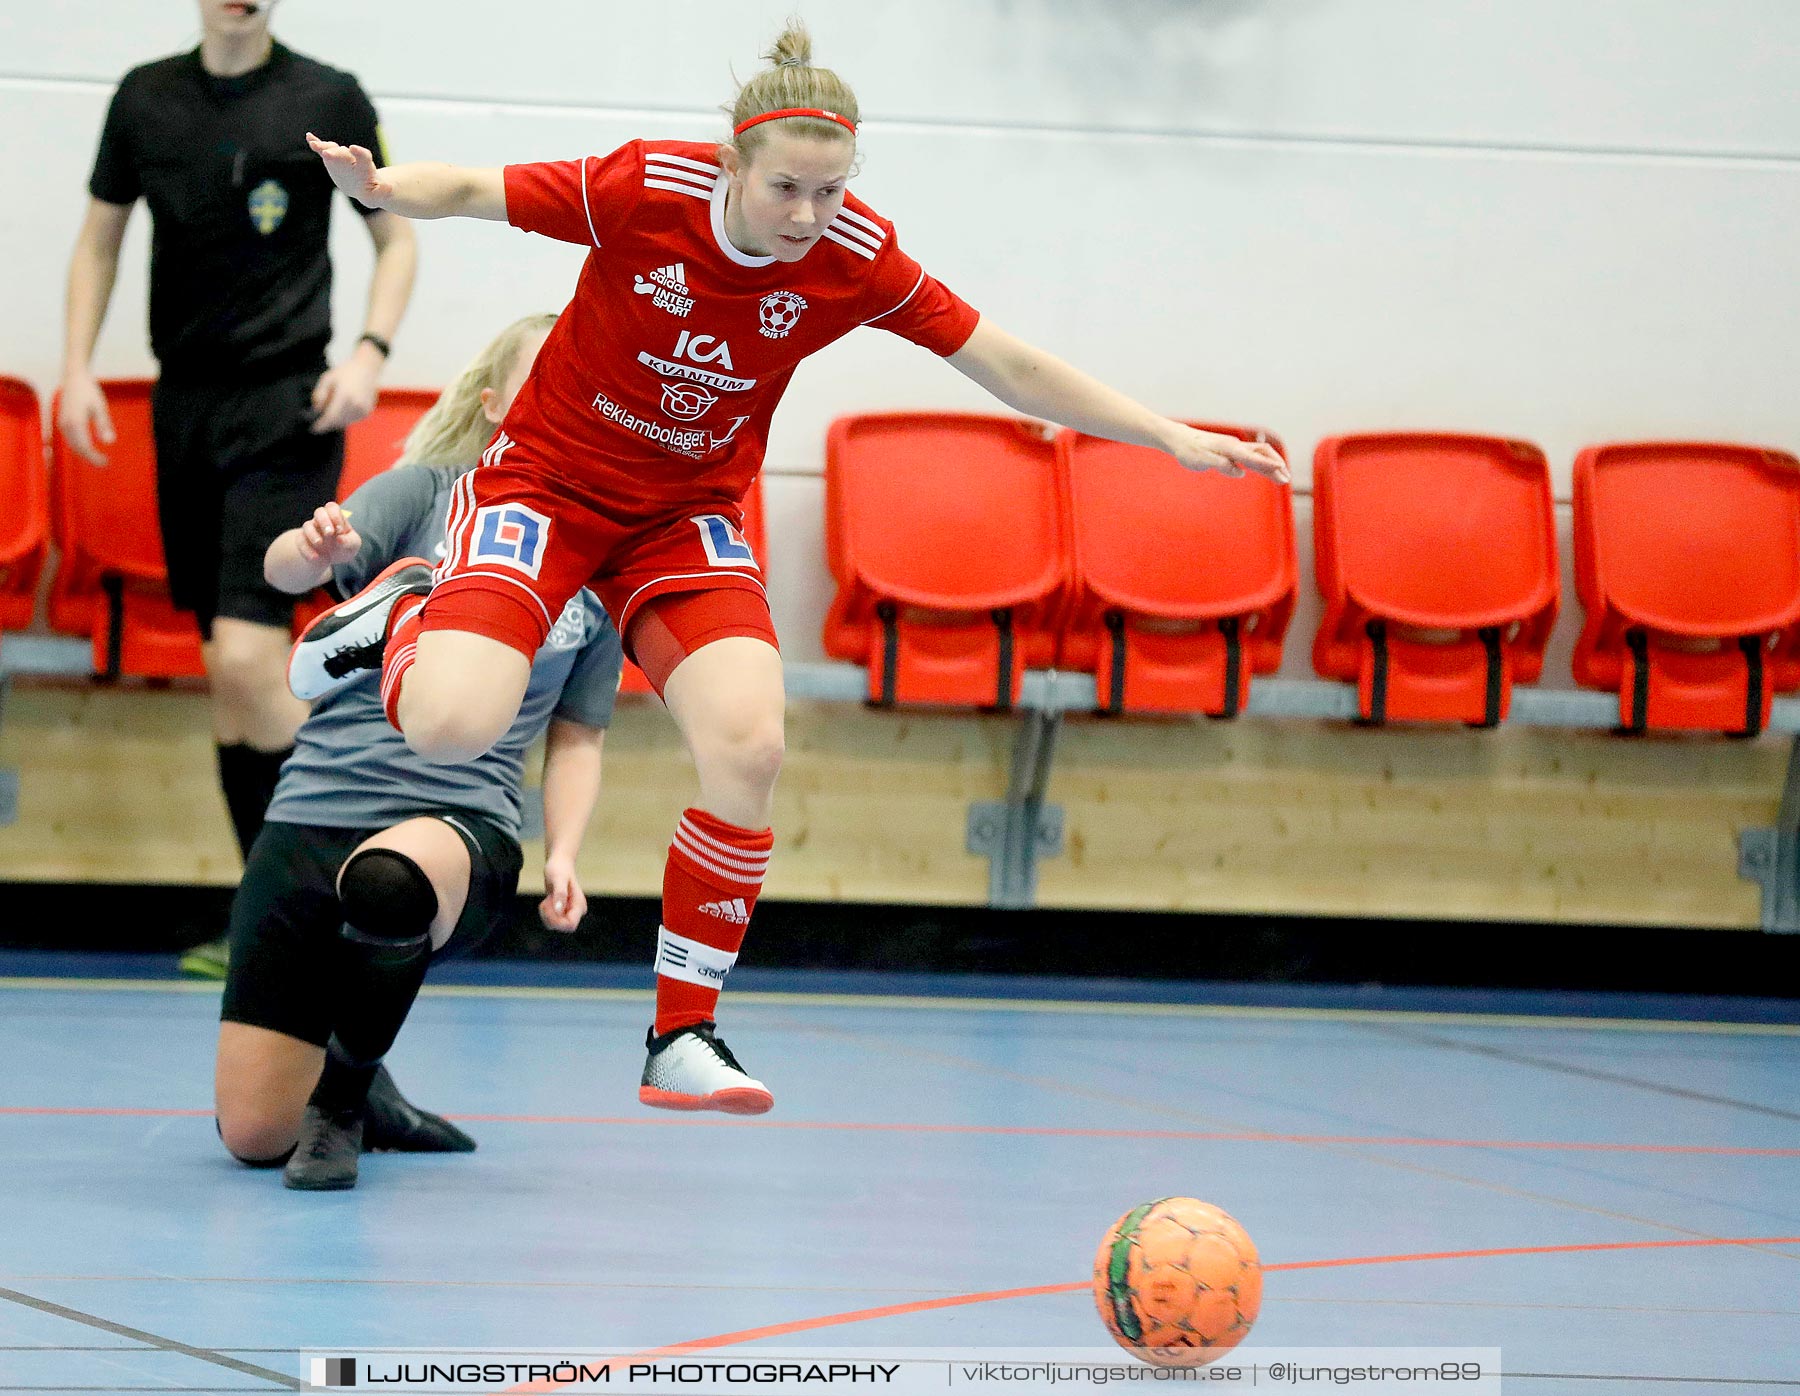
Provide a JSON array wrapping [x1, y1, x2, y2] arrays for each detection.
[[338, 847, 437, 965]]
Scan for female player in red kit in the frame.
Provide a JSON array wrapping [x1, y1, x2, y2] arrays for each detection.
[[292, 23, 1288, 1115]]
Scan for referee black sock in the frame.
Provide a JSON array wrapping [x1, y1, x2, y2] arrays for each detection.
[[216, 743, 293, 860], [311, 848, 438, 1117]]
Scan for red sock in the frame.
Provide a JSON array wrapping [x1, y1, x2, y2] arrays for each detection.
[[378, 594, 428, 732], [654, 808, 773, 1035]]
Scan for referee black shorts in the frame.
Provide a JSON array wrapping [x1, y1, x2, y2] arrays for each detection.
[[151, 369, 344, 640], [220, 813, 524, 1048]]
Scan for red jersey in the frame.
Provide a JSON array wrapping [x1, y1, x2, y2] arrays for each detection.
[[501, 139, 980, 517]]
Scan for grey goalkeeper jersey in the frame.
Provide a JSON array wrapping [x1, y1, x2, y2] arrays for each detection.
[[264, 465, 623, 839]]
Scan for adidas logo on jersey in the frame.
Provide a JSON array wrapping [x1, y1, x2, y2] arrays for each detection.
[[697, 898, 751, 925], [633, 262, 694, 318]]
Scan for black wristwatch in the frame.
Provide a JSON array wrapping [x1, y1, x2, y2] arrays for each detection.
[[358, 332, 392, 358]]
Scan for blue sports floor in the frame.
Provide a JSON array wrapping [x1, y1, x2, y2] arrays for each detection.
[[1, 957, 1797, 1393]]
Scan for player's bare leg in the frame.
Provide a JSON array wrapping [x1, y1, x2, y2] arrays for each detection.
[[287, 562, 530, 762], [394, 630, 532, 764], [215, 1023, 323, 1164], [637, 636, 784, 1113], [663, 636, 786, 829]]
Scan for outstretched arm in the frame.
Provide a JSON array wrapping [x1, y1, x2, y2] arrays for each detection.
[[307, 133, 507, 221], [946, 319, 1288, 482]]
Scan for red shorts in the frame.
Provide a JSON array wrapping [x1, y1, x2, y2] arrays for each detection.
[[427, 433, 770, 660]]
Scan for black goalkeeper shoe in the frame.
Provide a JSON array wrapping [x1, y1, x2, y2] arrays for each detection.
[[284, 1104, 363, 1191], [361, 1064, 476, 1153]]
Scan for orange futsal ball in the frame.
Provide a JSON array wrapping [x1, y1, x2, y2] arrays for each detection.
[[1092, 1197, 1262, 1367]]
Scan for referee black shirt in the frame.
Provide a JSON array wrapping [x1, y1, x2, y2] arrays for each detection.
[[88, 42, 384, 383]]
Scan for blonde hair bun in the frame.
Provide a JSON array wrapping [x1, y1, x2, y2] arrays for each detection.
[[729, 19, 858, 152], [765, 23, 813, 68]]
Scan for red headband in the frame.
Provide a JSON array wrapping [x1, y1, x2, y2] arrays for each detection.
[[733, 107, 857, 137]]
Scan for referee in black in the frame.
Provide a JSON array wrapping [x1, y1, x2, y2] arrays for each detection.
[[57, 0, 417, 976]]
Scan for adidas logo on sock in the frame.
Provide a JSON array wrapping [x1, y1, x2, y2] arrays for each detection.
[[697, 897, 750, 925]]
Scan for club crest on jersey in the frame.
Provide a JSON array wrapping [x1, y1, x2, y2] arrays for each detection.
[[758, 291, 808, 339], [632, 262, 693, 318], [660, 381, 719, 421], [470, 503, 551, 579], [692, 514, 758, 570], [247, 179, 288, 235]]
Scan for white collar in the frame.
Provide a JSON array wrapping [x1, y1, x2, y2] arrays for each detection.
[[710, 176, 777, 268]]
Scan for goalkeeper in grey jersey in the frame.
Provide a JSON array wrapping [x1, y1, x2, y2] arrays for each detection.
[[213, 314, 623, 1191]]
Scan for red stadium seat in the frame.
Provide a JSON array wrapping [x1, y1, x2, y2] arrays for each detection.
[[1059, 425, 1296, 717], [823, 412, 1065, 708], [0, 378, 49, 638], [44, 402, 97, 638], [49, 379, 205, 679], [1313, 432, 1558, 725], [616, 477, 768, 696], [340, 387, 440, 497], [1573, 441, 1800, 735]]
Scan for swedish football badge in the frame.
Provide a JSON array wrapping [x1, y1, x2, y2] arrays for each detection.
[[248, 179, 289, 235], [758, 290, 807, 339]]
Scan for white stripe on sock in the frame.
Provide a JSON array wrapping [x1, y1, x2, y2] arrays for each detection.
[[672, 830, 767, 886], [676, 816, 772, 870]]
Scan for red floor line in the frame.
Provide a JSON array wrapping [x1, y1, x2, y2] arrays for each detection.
[[0, 1107, 215, 1118], [3, 1106, 1794, 1157], [448, 1117, 1800, 1156], [1262, 1234, 1800, 1272], [498, 1234, 1800, 1395]]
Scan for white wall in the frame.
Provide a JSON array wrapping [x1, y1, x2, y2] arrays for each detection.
[[2, 1, 1795, 674]]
